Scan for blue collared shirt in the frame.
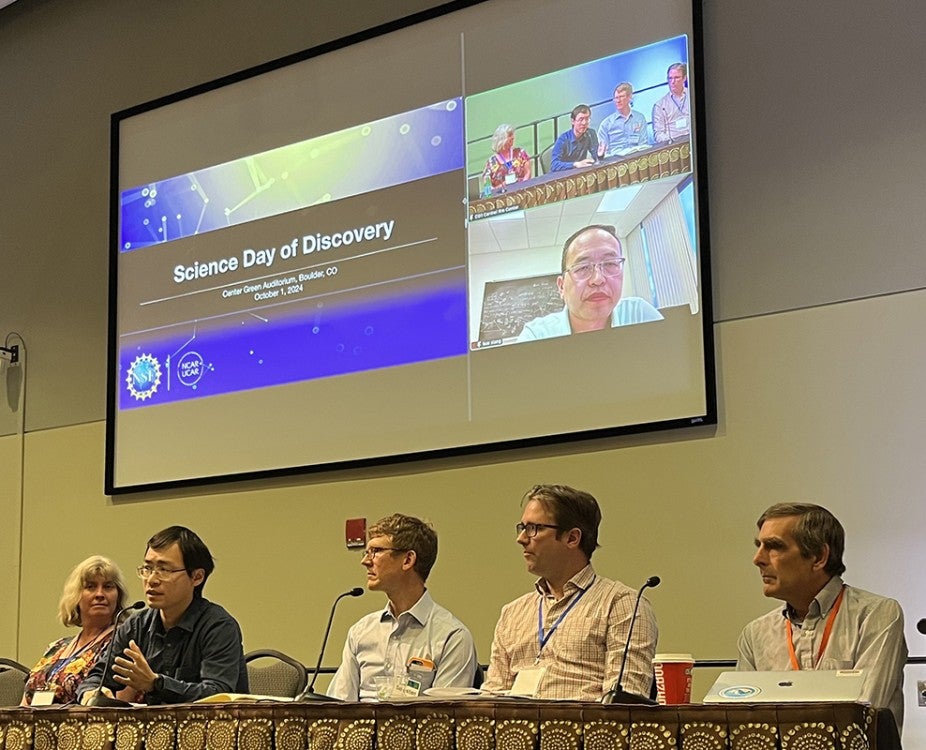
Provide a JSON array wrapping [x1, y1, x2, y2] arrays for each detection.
[[328, 590, 477, 700], [550, 129, 600, 172], [597, 108, 650, 156]]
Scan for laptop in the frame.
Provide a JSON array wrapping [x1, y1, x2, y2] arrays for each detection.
[[702, 670, 865, 703]]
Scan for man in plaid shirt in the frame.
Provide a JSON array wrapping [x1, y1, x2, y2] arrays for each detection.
[[483, 484, 657, 701]]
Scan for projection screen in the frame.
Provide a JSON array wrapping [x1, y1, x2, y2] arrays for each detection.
[[107, 0, 715, 493]]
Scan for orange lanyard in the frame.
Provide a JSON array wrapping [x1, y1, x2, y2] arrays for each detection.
[[786, 585, 846, 670]]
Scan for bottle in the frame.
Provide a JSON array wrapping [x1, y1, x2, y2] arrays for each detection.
[[481, 171, 492, 198]]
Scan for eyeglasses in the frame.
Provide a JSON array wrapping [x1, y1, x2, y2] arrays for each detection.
[[516, 522, 560, 538], [136, 565, 187, 580], [565, 258, 625, 281], [361, 547, 408, 560]]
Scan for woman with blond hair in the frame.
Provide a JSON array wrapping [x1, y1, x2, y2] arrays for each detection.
[[482, 123, 532, 192], [21, 556, 129, 705]]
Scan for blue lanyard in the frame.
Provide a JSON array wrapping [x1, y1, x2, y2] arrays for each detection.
[[46, 654, 79, 682], [45, 637, 93, 681], [537, 576, 595, 655]]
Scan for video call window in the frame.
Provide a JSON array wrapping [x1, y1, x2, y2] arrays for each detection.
[[464, 36, 696, 350]]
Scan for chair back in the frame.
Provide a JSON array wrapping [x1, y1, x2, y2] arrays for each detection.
[[0, 658, 28, 707], [539, 145, 554, 175], [244, 649, 308, 699]]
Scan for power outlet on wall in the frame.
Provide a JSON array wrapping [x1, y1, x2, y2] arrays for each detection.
[[918, 680, 926, 708]]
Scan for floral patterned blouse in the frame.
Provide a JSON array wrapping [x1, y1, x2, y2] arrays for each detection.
[[484, 147, 532, 189], [23, 632, 113, 705]]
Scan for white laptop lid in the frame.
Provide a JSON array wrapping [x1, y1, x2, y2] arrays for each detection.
[[702, 670, 865, 703]]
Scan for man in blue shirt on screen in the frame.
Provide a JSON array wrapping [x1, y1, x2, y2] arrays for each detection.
[[517, 224, 662, 341], [597, 82, 650, 157], [549, 105, 600, 172]]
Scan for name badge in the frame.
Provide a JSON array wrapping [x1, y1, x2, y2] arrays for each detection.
[[394, 676, 422, 697], [510, 665, 546, 697], [504, 172, 517, 185], [31, 690, 56, 706], [675, 117, 688, 129]]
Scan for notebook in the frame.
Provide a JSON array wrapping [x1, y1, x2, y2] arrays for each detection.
[[702, 670, 865, 703]]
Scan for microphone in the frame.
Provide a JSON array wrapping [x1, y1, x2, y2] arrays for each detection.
[[88, 600, 146, 707], [917, 618, 926, 635], [601, 576, 660, 705], [296, 587, 364, 701]]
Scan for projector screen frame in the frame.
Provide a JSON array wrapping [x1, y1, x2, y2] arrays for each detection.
[[105, 0, 716, 495]]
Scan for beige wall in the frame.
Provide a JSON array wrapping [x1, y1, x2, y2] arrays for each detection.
[[5, 290, 926, 694], [1, 0, 925, 735]]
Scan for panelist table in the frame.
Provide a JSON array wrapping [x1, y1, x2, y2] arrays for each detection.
[[0, 700, 899, 750], [468, 138, 692, 221]]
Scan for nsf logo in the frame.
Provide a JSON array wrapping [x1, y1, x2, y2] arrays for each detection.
[[718, 685, 761, 699], [125, 353, 162, 401]]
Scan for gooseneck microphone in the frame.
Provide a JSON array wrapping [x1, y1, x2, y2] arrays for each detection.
[[601, 576, 660, 705], [88, 600, 146, 707], [296, 587, 364, 701]]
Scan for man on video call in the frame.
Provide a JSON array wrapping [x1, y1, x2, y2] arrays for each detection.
[[549, 104, 600, 172], [79, 526, 248, 705], [327, 514, 478, 700], [517, 224, 662, 342], [482, 484, 657, 701], [652, 63, 690, 143], [597, 82, 650, 157], [737, 503, 907, 731]]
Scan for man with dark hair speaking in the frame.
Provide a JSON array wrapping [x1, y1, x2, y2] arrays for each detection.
[[517, 225, 662, 342], [483, 485, 657, 701], [549, 104, 599, 172], [328, 514, 477, 700], [738, 503, 907, 730], [79, 525, 248, 704]]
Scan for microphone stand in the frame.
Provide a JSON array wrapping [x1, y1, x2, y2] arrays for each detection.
[[295, 587, 364, 701], [88, 601, 145, 707], [601, 576, 660, 705]]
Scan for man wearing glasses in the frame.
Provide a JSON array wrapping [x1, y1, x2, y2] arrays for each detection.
[[79, 526, 248, 704], [516, 224, 662, 342], [549, 104, 600, 172], [482, 485, 657, 701], [327, 514, 478, 700]]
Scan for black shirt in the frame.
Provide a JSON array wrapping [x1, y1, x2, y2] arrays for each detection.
[[80, 596, 248, 704]]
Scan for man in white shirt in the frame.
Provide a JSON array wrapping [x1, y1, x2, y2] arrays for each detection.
[[651, 63, 690, 143], [737, 503, 907, 731], [327, 514, 478, 700]]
